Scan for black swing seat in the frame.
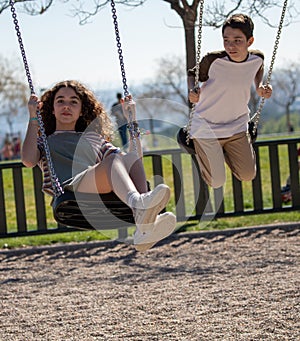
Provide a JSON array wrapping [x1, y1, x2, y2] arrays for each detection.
[[52, 190, 135, 230], [248, 120, 258, 143], [178, 123, 257, 152], [177, 127, 196, 154]]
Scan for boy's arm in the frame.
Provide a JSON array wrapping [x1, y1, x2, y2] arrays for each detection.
[[187, 52, 223, 103], [254, 64, 264, 90], [255, 65, 273, 99], [21, 94, 41, 168]]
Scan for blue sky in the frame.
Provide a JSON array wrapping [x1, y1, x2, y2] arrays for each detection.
[[1, 1, 299, 93]]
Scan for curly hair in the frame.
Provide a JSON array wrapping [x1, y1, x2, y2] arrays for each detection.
[[40, 80, 114, 139]]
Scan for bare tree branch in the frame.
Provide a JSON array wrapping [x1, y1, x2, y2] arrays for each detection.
[[140, 55, 189, 119], [205, 0, 297, 28], [71, 0, 147, 25], [0, 0, 55, 15], [0, 0, 147, 18], [1, 0, 298, 24]]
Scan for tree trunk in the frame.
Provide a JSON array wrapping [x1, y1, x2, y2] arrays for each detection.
[[163, 1, 199, 90], [184, 20, 196, 75]]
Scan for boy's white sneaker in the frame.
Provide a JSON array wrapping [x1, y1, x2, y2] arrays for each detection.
[[134, 212, 177, 252]]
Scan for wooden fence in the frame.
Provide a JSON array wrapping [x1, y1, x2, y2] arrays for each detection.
[[0, 137, 299, 239]]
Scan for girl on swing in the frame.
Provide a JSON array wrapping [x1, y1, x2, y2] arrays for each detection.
[[22, 80, 176, 251], [188, 13, 273, 188]]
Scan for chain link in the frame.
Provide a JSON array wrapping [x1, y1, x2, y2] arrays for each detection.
[[110, 0, 129, 98], [110, 0, 138, 153], [9, 0, 63, 197], [250, 0, 288, 133], [185, 0, 205, 145], [194, 0, 204, 89]]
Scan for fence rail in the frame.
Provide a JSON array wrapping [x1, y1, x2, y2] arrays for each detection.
[[0, 137, 299, 238]]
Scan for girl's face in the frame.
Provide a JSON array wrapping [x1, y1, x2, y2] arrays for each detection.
[[52, 87, 82, 131], [223, 27, 254, 62]]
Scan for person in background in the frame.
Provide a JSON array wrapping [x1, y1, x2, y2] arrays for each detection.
[[111, 92, 128, 149], [1, 139, 14, 161], [13, 136, 21, 159], [281, 147, 300, 203]]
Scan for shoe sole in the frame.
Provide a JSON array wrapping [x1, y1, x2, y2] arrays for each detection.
[[135, 184, 170, 226], [134, 212, 177, 251]]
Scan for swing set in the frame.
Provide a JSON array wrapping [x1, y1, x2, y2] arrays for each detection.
[[177, 0, 288, 154], [9, 0, 140, 230], [9, 0, 288, 231]]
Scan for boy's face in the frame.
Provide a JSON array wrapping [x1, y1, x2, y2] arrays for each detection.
[[223, 27, 254, 62]]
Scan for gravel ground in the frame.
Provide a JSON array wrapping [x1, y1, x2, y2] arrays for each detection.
[[0, 224, 299, 341]]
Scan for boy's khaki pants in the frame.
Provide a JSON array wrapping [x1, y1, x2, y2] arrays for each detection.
[[194, 131, 256, 189]]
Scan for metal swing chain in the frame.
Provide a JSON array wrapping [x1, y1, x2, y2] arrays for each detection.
[[250, 0, 288, 134], [9, 0, 63, 197], [110, 0, 138, 154], [110, 0, 129, 98], [185, 0, 205, 145]]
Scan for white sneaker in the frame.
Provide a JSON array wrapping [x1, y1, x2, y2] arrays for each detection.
[[132, 184, 170, 227], [134, 212, 177, 252]]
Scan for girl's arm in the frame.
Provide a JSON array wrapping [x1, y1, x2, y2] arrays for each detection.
[[21, 94, 41, 168]]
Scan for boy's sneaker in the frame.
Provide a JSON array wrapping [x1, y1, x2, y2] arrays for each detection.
[[132, 184, 170, 227], [134, 212, 177, 252]]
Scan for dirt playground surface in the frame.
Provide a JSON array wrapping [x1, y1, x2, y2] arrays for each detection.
[[0, 224, 299, 341]]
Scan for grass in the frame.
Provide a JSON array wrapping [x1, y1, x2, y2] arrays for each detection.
[[1, 211, 299, 250], [1, 134, 299, 249]]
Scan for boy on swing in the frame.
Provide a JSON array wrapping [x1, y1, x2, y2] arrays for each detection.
[[188, 13, 273, 188]]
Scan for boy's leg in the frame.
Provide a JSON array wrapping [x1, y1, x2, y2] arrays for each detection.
[[223, 132, 256, 182], [194, 138, 226, 188]]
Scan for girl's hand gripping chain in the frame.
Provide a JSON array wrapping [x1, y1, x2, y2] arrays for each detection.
[[121, 94, 136, 122], [121, 95, 142, 158], [28, 94, 41, 119]]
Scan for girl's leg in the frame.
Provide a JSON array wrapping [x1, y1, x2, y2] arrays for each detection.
[[76, 152, 147, 197], [76, 152, 170, 225], [76, 152, 175, 249], [122, 152, 148, 194], [76, 153, 136, 200]]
